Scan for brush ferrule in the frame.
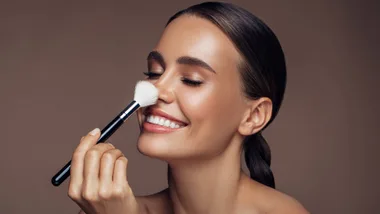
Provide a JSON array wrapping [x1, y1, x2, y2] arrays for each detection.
[[119, 100, 140, 120]]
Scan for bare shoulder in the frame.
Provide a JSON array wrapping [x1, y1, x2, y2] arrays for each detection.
[[266, 189, 309, 214], [136, 188, 172, 214], [237, 175, 309, 214]]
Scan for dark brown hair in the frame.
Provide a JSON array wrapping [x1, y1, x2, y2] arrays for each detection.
[[167, 2, 287, 188]]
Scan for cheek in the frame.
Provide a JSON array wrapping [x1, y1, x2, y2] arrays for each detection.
[[178, 83, 241, 141], [179, 84, 240, 121], [178, 85, 216, 121], [185, 90, 239, 158]]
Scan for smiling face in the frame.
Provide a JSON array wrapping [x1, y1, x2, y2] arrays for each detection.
[[136, 15, 250, 162]]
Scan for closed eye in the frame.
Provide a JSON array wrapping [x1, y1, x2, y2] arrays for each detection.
[[143, 71, 161, 79], [143, 71, 203, 87], [181, 78, 203, 87]]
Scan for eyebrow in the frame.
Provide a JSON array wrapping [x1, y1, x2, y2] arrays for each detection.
[[146, 51, 216, 74], [147, 51, 166, 70], [177, 56, 216, 73]]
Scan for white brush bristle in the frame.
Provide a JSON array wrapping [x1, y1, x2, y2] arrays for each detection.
[[134, 81, 158, 107]]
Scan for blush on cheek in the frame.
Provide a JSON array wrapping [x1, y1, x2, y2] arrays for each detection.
[[179, 88, 216, 121], [206, 87, 243, 130]]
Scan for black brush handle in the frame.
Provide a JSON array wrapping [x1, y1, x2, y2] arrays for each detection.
[[51, 101, 139, 186]]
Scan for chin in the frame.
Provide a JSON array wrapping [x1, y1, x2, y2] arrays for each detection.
[[136, 132, 203, 162], [137, 133, 176, 160]]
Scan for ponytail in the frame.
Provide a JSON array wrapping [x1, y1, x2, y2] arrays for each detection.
[[243, 132, 275, 188]]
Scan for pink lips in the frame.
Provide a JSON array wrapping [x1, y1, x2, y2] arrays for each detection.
[[142, 107, 188, 133]]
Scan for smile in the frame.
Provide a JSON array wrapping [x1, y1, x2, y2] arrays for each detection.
[[142, 108, 188, 133], [145, 115, 184, 128]]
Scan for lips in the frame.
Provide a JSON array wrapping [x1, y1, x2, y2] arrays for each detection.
[[142, 107, 188, 133], [146, 115, 183, 128], [143, 107, 188, 126]]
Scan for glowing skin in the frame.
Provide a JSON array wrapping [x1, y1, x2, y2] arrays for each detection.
[[134, 15, 307, 214], [69, 13, 307, 214], [137, 15, 248, 162]]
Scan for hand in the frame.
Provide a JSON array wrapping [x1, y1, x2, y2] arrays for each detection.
[[68, 128, 139, 214]]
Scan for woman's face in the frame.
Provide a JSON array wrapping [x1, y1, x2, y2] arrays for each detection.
[[136, 15, 249, 161]]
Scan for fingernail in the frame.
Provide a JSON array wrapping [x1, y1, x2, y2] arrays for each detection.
[[89, 128, 100, 136]]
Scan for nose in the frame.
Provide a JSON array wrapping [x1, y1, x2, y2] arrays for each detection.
[[154, 78, 175, 104]]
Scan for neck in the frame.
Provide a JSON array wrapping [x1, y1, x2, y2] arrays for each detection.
[[166, 136, 244, 214]]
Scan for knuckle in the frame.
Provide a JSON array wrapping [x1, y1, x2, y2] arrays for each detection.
[[118, 155, 128, 162], [72, 151, 83, 161], [85, 149, 100, 160], [102, 149, 123, 162], [112, 186, 125, 198], [105, 142, 115, 148], [96, 142, 114, 150], [82, 191, 97, 202], [68, 188, 81, 201], [117, 156, 128, 165], [98, 188, 112, 200], [102, 151, 115, 161], [81, 187, 98, 202]]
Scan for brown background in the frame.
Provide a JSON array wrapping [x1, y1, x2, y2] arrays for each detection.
[[1, 0, 379, 213]]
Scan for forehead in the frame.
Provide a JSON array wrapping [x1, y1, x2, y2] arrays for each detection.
[[154, 15, 240, 73]]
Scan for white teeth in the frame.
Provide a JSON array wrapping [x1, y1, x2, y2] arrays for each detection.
[[146, 115, 183, 129], [164, 120, 171, 127], [159, 118, 165, 125]]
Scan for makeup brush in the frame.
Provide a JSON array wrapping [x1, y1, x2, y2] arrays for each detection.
[[51, 81, 158, 186]]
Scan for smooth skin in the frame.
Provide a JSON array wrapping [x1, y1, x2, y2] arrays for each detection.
[[68, 15, 309, 214]]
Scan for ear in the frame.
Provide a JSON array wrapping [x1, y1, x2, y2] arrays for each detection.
[[238, 97, 273, 136]]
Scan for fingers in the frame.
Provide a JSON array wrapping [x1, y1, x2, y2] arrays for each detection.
[[82, 142, 115, 200], [69, 128, 101, 201], [77, 128, 101, 154], [113, 156, 128, 188], [99, 149, 123, 187], [68, 128, 134, 214]]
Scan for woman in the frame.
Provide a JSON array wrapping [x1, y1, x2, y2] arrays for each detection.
[[68, 2, 309, 214]]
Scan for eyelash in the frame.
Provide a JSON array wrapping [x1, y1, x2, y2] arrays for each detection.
[[143, 71, 161, 79], [143, 71, 203, 87]]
